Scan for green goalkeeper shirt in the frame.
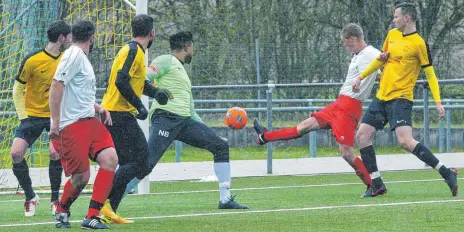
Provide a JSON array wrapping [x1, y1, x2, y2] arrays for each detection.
[[146, 54, 203, 123]]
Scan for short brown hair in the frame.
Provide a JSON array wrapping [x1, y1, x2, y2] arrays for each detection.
[[131, 14, 154, 37], [341, 23, 364, 41], [395, 2, 417, 21]]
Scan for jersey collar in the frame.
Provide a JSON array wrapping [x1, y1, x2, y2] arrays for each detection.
[[131, 41, 145, 53], [402, 31, 418, 37], [42, 48, 61, 60], [172, 54, 184, 65]]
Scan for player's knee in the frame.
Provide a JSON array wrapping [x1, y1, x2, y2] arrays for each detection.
[[10, 139, 28, 163], [71, 171, 90, 189], [340, 147, 355, 162], [212, 139, 229, 163], [97, 147, 118, 171], [10, 149, 25, 164], [356, 129, 372, 145], [397, 137, 414, 151]]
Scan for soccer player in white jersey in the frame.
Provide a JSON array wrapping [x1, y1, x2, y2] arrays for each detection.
[[253, 23, 380, 191], [49, 20, 118, 230]]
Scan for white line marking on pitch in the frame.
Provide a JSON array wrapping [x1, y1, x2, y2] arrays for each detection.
[[0, 177, 461, 203], [1, 199, 463, 227]]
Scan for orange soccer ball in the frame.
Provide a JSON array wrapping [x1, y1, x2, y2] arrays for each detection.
[[224, 107, 248, 130]]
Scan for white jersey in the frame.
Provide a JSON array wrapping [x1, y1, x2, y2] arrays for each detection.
[[339, 45, 381, 101], [52, 45, 96, 130]]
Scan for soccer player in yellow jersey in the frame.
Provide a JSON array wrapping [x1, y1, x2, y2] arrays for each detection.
[[352, 2, 458, 197], [100, 14, 171, 224], [11, 20, 72, 217]]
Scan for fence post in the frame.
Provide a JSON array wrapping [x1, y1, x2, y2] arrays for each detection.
[[446, 103, 451, 152], [308, 100, 317, 157], [135, 0, 150, 195], [175, 140, 183, 162], [255, 38, 262, 121], [439, 115, 444, 153], [266, 81, 275, 174], [423, 84, 429, 148]]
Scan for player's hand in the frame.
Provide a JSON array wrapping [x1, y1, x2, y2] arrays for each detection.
[[352, 76, 362, 93], [436, 102, 445, 120], [49, 122, 60, 139], [377, 52, 390, 62], [135, 105, 148, 120], [98, 108, 112, 125], [154, 88, 174, 105]]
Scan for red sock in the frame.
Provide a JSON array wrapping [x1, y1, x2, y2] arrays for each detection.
[[57, 179, 82, 213], [86, 168, 114, 219], [264, 127, 300, 141], [348, 157, 372, 186]]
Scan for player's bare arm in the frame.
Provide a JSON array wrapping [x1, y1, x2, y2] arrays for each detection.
[[94, 104, 112, 125], [377, 51, 390, 62], [49, 80, 64, 138]]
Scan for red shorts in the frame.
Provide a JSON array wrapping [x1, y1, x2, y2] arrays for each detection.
[[51, 117, 114, 177], [311, 95, 362, 147]]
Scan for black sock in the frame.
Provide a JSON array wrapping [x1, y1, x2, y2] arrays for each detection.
[[438, 166, 451, 178], [372, 177, 384, 187], [49, 160, 63, 202], [412, 143, 440, 168], [12, 159, 35, 200], [360, 145, 378, 174]]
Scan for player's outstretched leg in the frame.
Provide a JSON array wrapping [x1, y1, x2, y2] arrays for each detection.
[[179, 119, 248, 209], [253, 118, 268, 145], [215, 162, 248, 209], [253, 118, 301, 145]]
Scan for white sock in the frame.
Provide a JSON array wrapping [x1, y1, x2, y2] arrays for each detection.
[[219, 181, 231, 203], [214, 162, 231, 203], [434, 162, 444, 170], [371, 171, 380, 179]]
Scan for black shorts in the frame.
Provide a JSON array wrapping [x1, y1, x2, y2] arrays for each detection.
[[361, 97, 413, 131], [14, 116, 50, 147], [105, 111, 149, 166]]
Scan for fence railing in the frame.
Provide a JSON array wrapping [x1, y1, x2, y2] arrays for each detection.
[[175, 79, 464, 174], [7, 80, 464, 173]]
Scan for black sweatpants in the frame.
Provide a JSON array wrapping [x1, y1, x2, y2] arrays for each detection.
[[136, 109, 229, 179], [106, 111, 149, 211]]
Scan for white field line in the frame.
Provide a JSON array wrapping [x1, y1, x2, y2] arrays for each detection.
[[0, 177, 460, 204], [1, 199, 463, 227]]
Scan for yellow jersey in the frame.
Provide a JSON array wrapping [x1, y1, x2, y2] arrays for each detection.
[[377, 29, 432, 101], [16, 49, 62, 117], [102, 41, 146, 112]]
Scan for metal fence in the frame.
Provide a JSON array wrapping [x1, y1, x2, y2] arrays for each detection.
[[171, 79, 464, 173]]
